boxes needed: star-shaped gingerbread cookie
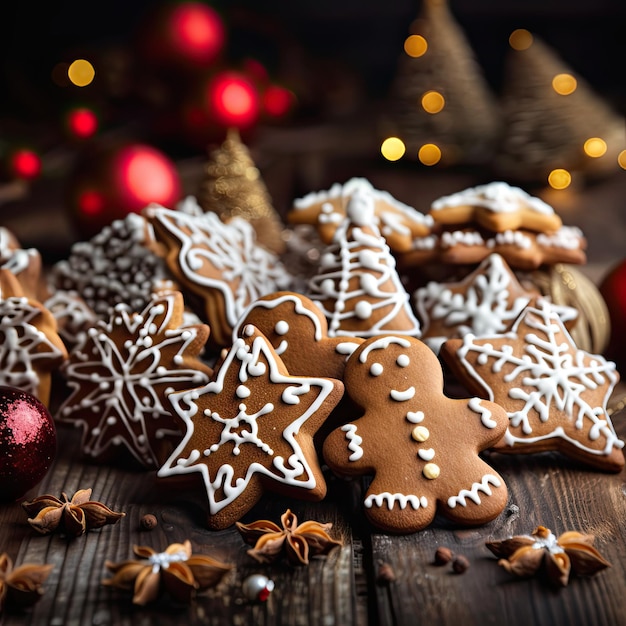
[414,253,539,353]
[429,181,563,233]
[288,177,433,253]
[323,335,509,534]
[440,300,624,472]
[158,324,344,530]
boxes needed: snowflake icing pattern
[456,301,623,464]
[158,326,341,528]
[57,292,211,467]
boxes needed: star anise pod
[0,553,53,613]
[22,488,125,537]
[102,540,232,605]
[486,525,611,587]
[236,509,343,566]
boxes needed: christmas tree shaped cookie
[306,185,421,338]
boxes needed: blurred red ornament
[207,71,260,129]
[0,386,57,502]
[263,85,295,118]
[9,148,41,180]
[599,258,626,372]
[66,107,99,139]
[140,1,225,69]
[68,142,182,238]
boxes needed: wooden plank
[0,426,360,626]
[370,394,626,626]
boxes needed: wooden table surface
[1,138,626,626]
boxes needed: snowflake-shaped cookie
[288,177,433,252]
[414,253,538,353]
[56,291,212,468]
[323,335,509,534]
[0,269,68,406]
[158,324,344,530]
[143,203,292,348]
[440,300,624,472]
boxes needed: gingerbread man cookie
[323,335,509,534]
[233,291,363,380]
[429,181,563,233]
[158,324,344,530]
[440,300,624,472]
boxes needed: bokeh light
[68,59,95,87]
[77,189,106,217]
[207,71,259,128]
[548,169,572,189]
[583,137,607,158]
[618,150,626,170]
[169,2,225,64]
[509,29,533,51]
[66,107,99,139]
[418,144,442,166]
[421,91,445,114]
[381,137,406,161]
[552,73,577,95]
[404,35,428,58]
[263,85,295,118]
[9,149,42,180]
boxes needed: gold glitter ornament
[530,264,610,355]
[197,129,285,254]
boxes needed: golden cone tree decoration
[381,0,501,166]
[495,35,626,182]
[197,129,286,254]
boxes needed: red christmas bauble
[67,141,182,239]
[599,258,626,373]
[0,386,57,502]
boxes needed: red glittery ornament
[0,386,57,502]
[599,258,626,373]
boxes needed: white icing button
[396,354,410,367]
[275,320,289,335]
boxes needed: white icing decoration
[274,320,289,335]
[370,363,383,376]
[414,253,531,350]
[406,410,425,423]
[341,424,364,461]
[158,331,339,514]
[390,387,416,402]
[418,448,435,461]
[143,205,292,330]
[431,182,555,215]
[447,474,501,508]
[148,549,189,574]
[364,492,428,510]
[307,210,421,338]
[468,397,498,429]
[396,354,410,367]
[456,301,624,457]
[56,293,211,468]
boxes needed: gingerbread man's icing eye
[370,363,383,376]
[396,354,410,367]
[274,321,289,335]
